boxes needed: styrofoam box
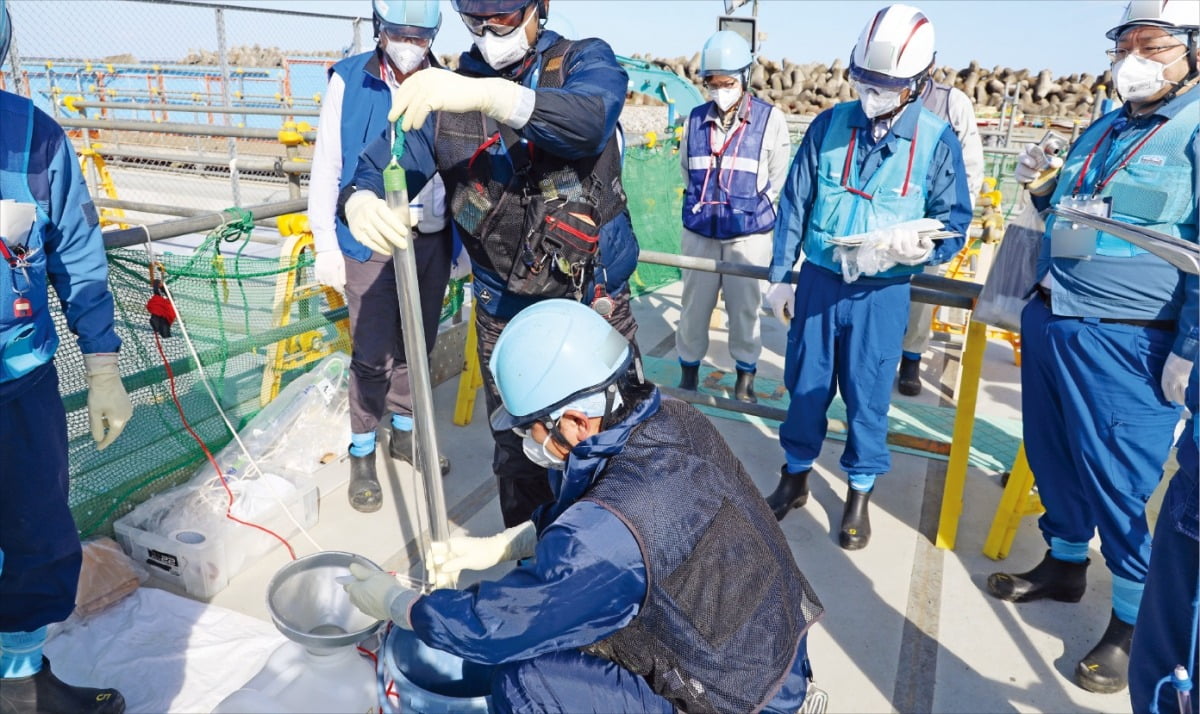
[115,477,318,599]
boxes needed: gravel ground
[620,105,671,140]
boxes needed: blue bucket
[378,627,492,714]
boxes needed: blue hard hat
[372,0,441,39]
[0,0,10,68]
[700,30,753,77]
[489,300,633,431]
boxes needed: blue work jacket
[0,90,119,397]
[1033,89,1199,360]
[409,389,811,713]
[348,30,638,319]
[769,99,971,284]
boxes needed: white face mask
[522,432,565,469]
[1113,52,1184,102]
[472,12,533,69]
[711,86,742,112]
[384,41,427,76]
[854,81,904,118]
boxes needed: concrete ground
[142,279,1136,714]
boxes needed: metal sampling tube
[383,152,451,554]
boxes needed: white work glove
[345,190,409,255]
[1161,353,1195,407]
[389,68,523,132]
[426,522,537,590]
[313,251,346,295]
[449,252,472,282]
[340,563,420,627]
[887,228,935,266]
[765,282,795,324]
[1013,143,1064,191]
[83,353,133,451]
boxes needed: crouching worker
[342,299,824,713]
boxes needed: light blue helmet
[489,300,633,431]
[372,0,441,40]
[0,0,10,68]
[700,30,753,77]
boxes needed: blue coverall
[1026,89,1198,622]
[1130,354,1199,714]
[0,90,121,635]
[347,29,641,527]
[769,100,970,483]
[406,390,812,713]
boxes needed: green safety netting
[624,144,684,295]
[60,217,353,538]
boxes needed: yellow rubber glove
[345,190,409,254]
[83,353,133,451]
[388,68,523,132]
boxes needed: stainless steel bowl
[266,551,383,651]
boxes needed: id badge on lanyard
[1050,194,1109,259]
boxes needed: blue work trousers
[780,261,909,478]
[1129,467,1200,714]
[491,642,810,714]
[1021,297,1180,583]
[0,363,81,632]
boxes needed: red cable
[152,331,297,559]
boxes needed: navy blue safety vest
[581,398,823,714]
[682,95,777,239]
[330,51,398,263]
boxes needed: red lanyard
[1071,121,1165,196]
[0,240,18,268]
[694,110,751,209]
[841,122,920,201]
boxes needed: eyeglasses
[704,78,740,91]
[461,5,529,37]
[511,416,557,440]
[1105,44,1184,62]
[382,30,432,48]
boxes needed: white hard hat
[850,4,936,88]
[1106,0,1200,40]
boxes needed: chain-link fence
[3,0,366,209]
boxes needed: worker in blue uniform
[675,30,791,403]
[985,0,1199,695]
[309,0,454,514]
[339,0,640,528]
[0,2,132,712]
[762,4,970,549]
[342,299,822,714]
[1130,330,1198,714]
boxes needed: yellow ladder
[982,443,1045,560]
[453,304,484,426]
[258,214,352,406]
[78,144,127,229]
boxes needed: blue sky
[9,1,1125,77]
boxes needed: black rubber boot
[839,488,872,550]
[348,452,382,513]
[1075,610,1135,694]
[734,368,758,403]
[389,426,450,476]
[897,355,922,396]
[678,364,699,391]
[0,657,125,714]
[765,466,810,520]
[986,550,1089,603]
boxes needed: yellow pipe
[936,318,988,550]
